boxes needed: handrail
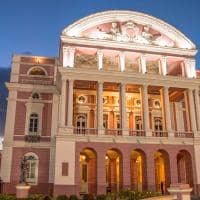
[129,129,145,136]
[152,131,168,137]
[174,131,194,138]
[105,129,122,136]
[73,127,97,135]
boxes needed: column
[194,89,200,131]
[146,150,156,191]
[163,87,172,133]
[139,54,147,74]
[60,79,67,126]
[169,151,178,184]
[188,89,197,132]
[141,85,150,135]
[122,148,131,189]
[97,81,104,134]
[119,51,125,72]
[67,79,74,128]
[160,57,167,76]
[120,83,128,135]
[97,150,106,194]
[63,47,75,67]
[97,49,103,70]
[184,59,196,78]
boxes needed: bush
[69,195,79,200]
[82,194,94,200]
[96,195,106,200]
[44,196,52,200]
[0,194,16,200]
[28,194,45,200]
[56,195,69,200]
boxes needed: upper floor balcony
[62,46,198,80]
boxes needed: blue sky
[0,0,200,68]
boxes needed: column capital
[160,56,167,62]
[142,84,148,89]
[67,78,74,83]
[97,49,103,56]
[97,80,104,85]
[140,53,147,59]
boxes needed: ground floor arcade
[54,141,196,196]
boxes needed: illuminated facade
[1,10,200,196]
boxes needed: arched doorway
[79,148,97,194]
[105,149,122,193]
[177,150,193,187]
[154,150,170,193]
[130,149,147,191]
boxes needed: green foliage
[0,194,16,200]
[96,195,106,200]
[107,189,161,200]
[82,194,94,200]
[28,194,46,200]
[56,195,69,200]
[69,195,79,200]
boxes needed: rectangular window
[62,162,69,176]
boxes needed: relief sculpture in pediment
[89,21,175,48]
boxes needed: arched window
[32,92,40,100]
[29,113,39,134]
[22,153,39,184]
[29,67,46,76]
[76,114,87,134]
[154,117,163,131]
[135,116,143,130]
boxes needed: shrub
[0,194,16,200]
[44,196,52,200]
[28,194,45,200]
[96,195,106,200]
[82,194,94,200]
[69,195,79,200]
[56,195,69,200]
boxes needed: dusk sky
[0,0,200,68]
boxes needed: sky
[0,0,200,68]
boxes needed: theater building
[1,10,200,196]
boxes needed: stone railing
[73,127,97,135]
[174,131,194,138]
[129,129,145,136]
[152,131,168,137]
[24,135,41,142]
[21,78,53,85]
[105,129,122,136]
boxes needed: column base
[122,129,129,136]
[168,131,174,137]
[16,183,31,199]
[98,129,105,135]
[145,130,152,137]
[167,183,192,200]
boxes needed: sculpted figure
[109,22,121,35]
[141,25,154,42]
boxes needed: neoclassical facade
[1,10,200,196]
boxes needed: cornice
[61,36,197,57]
[55,134,194,145]
[58,67,200,89]
[6,82,59,94]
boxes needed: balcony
[71,128,194,139]
[129,130,145,136]
[105,129,122,136]
[174,131,194,138]
[73,127,97,135]
[152,131,168,137]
